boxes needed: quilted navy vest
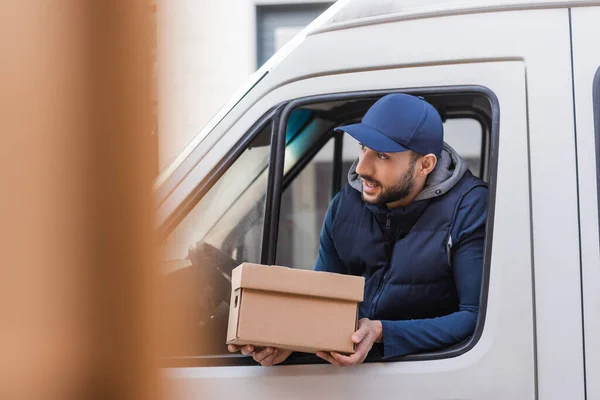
[331,171,486,321]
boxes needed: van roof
[154,0,600,192]
[314,0,600,33]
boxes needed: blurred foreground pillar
[0,1,169,399]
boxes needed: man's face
[355,143,419,206]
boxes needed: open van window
[161,88,497,367]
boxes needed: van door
[166,63,534,400]
[571,7,600,400]
[163,8,575,400]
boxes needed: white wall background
[157,0,333,171]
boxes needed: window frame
[162,86,499,368]
[159,105,284,239]
[594,67,600,241]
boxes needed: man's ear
[418,154,437,176]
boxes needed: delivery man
[229,93,488,366]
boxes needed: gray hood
[348,143,469,201]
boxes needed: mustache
[360,175,381,186]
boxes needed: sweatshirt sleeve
[379,185,488,358]
[313,192,347,274]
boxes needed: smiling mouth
[362,179,380,191]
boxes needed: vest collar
[365,198,432,238]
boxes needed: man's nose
[355,154,373,177]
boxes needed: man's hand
[228,344,293,367]
[316,318,382,367]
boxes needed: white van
[157,0,600,398]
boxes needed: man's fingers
[227,344,240,353]
[271,349,292,365]
[259,348,293,366]
[258,350,279,367]
[354,337,372,355]
[253,347,275,362]
[240,345,255,356]
[316,351,343,366]
[352,321,371,344]
[331,351,360,366]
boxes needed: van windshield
[154,69,269,187]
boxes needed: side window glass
[276,138,335,269]
[340,133,361,191]
[162,121,272,358]
[276,126,361,269]
[443,118,484,179]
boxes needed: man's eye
[377,153,388,160]
[359,143,366,151]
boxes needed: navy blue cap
[335,94,443,157]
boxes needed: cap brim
[334,123,409,153]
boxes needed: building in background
[157,0,333,171]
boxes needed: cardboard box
[226,263,364,354]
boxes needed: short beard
[361,156,419,206]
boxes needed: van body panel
[571,6,600,400]
[167,62,535,400]
[523,9,585,400]
[314,0,600,34]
